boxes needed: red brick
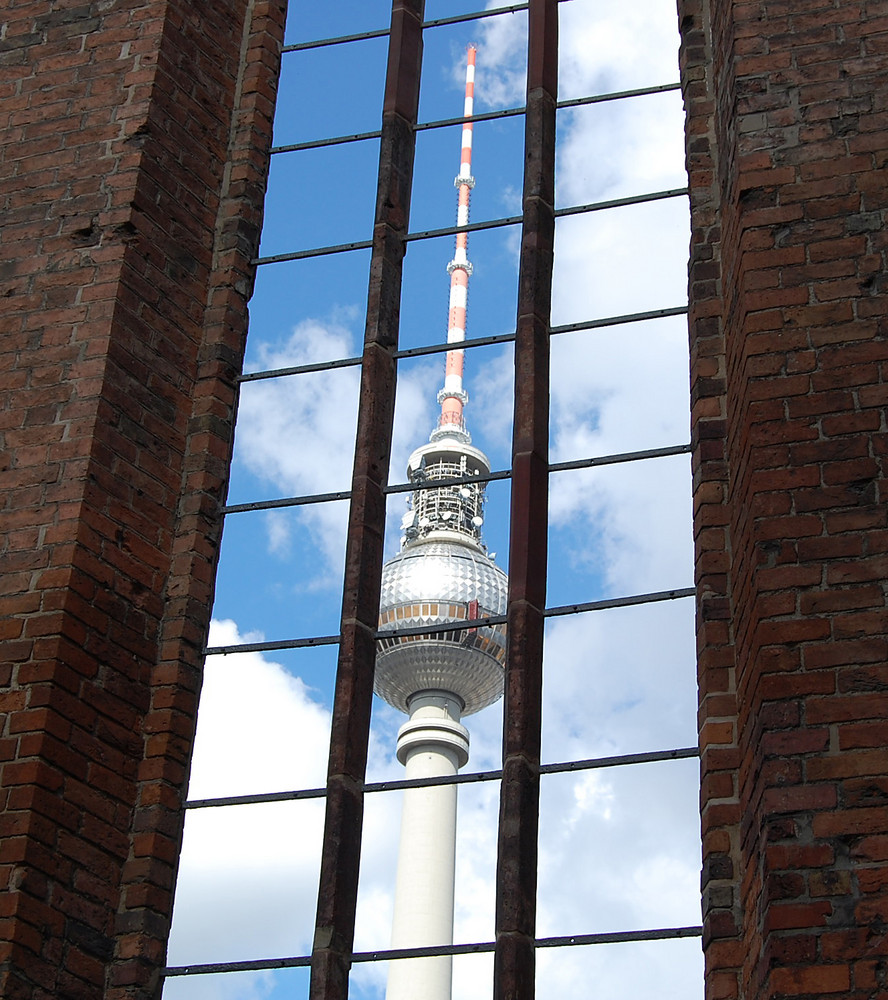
[769,963,850,994]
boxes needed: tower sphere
[375,434,507,717]
[376,536,507,716]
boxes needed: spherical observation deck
[375,536,508,716]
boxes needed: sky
[162,2,699,998]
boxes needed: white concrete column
[385,691,469,1000]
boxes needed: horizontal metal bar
[355,924,704,961]
[423,3,528,28]
[202,613,508,661]
[383,466,511,497]
[185,747,698,810]
[361,746,699,796]
[278,0,583,56]
[220,490,351,515]
[220,469,509,518]
[204,634,340,656]
[402,186,688,245]
[254,238,373,267]
[235,305,685,386]
[544,587,696,619]
[541,745,699,775]
[396,330,517,359]
[558,81,682,110]
[415,82,683,136]
[378,613,507,640]
[404,213,523,244]
[236,329,520,385]
[282,28,389,53]
[162,924,702,977]
[415,105,525,133]
[270,129,382,155]
[554,186,689,220]
[549,442,692,475]
[536,925,703,949]
[550,304,688,337]
[238,357,363,384]
[238,355,363,384]
[200,587,694,660]
[222,439,689,515]
[164,955,312,977]
[253,189,689,267]
[186,785,327,809]
[358,941,494,962]
[270,86,683,159]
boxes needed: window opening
[164,3,700,998]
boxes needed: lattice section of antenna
[403,459,486,545]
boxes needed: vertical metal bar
[495,1,557,999]
[309,4,424,998]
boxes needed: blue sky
[163,3,699,999]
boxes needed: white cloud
[163,621,333,997]
[185,620,331,800]
[475,0,681,108]
[264,509,294,556]
[472,8,528,108]
[542,599,697,763]
[165,623,404,998]
[551,200,689,325]
[464,343,515,455]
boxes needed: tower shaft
[386,694,469,1000]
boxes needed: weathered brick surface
[682,1,888,997]
[0,2,285,996]
[680,2,744,997]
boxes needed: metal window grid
[165,1,697,995]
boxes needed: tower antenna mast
[436,45,476,441]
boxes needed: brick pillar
[0,3,285,997]
[682,1,888,998]
[680,0,744,996]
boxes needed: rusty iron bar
[495,2,558,999]
[217,439,689,517]
[423,3,529,28]
[235,303,687,386]
[184,746,699,811]
[308,4,424,999]
[268,82,681,158]
[239,355,364,382]
[253,187,687,266]
[220,489,352,515]
[279,1,529,53]
[163,925,702,978]
[283,28,390,53]
[270,129,383,155]
[202,584,695,657]
[415,81,682,134]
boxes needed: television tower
[375,47,507,1000]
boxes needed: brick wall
[681,1,888,997]
[0,2,285,996]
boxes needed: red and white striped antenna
[433,45,476,442]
